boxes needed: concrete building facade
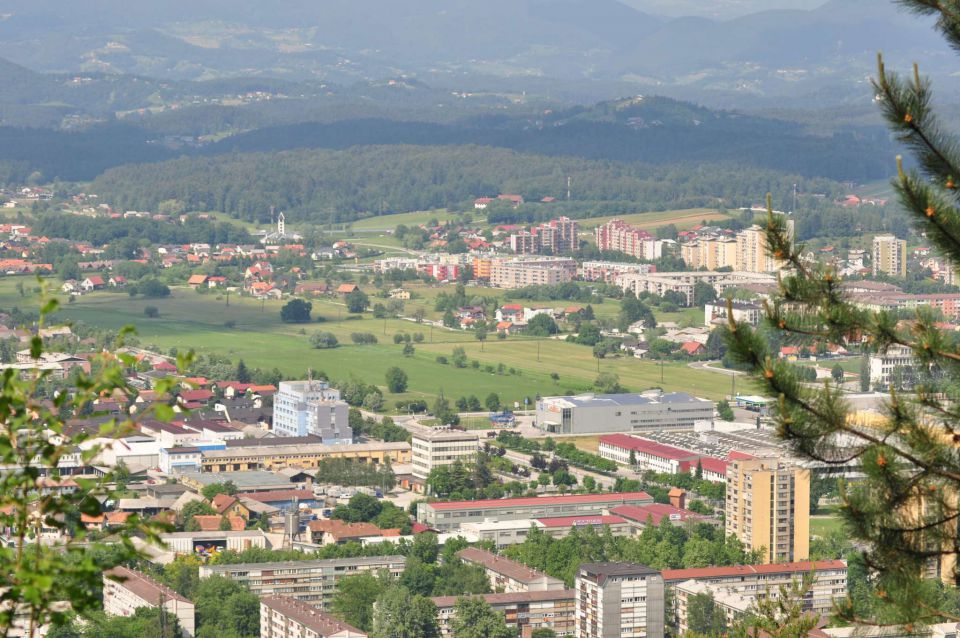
[103,566,195,636]
[457,547,567,593]
[536,391,714,435]
[272,380,351,443]
[199,556,406,608]
[725,458,810,563]
[575,562,664,638]
[433,590,576,637]
[260,596,367,638]
[873,234,907,278]
[417,492,654,531]
[411,428,480,479]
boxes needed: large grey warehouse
[535,390,714,434]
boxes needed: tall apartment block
[873,234,907,277]
[575,562,664,638]
[272,380,351,443]
[725,458,810,563]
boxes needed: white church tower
[277,211,286,237]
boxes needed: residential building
[417,492,654,531]
[510,231,540,254]
[490,258,577,289]
[457,547,566,593]
[725,458,811,563]
[260,596,367,638]
[411,428,480,479]
[536,391,715,435]
[433,590,576,637]
[103,566,195,636]
[199,440,410,473]
[873,234,907,277]
[575,562,664,638]
[868,343,920,389]
[158,530,270,557]
[539,216,579,254]
[704,301,763,327]
[616,271,776,307]
[661,560,848,616]
[272,380,351,443]
[674,579,751,634]
[579,261,655,283]
[462,516,634,549]
[594,220,661,260]
[307,520,386,545]
[199,556,406,608]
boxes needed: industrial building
[417,492,653,531]
[536,391,714,435]
[199,440,411,473]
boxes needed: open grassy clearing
[576,208,731,231]
[347,209,469,232]
[1,278,744,408]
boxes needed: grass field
[576,208,731,231]
[348,209,469,231]
[3,277,747,410]
[811,508,847,538]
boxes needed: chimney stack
[669,488,686,510]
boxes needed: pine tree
[726,2,960,627]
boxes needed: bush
[144,306,159,318]
[436,356,448,365]
[310,331,339,349]
[385,367,409,393]
[350,332,378,345]
[280,299,312,323]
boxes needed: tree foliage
[724,5,960,626]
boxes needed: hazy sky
[621,0,829,19]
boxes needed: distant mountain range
[0,0,949,108]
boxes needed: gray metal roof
[560,392,703,408]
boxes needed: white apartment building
[200,556,406,609]
[490,258,577,289]
[576,563,664,638]
[103,566,195,636]
[869,344,919,389]
[662,560,848,617]
[272,380,351,443]
[260,596,367,638]
[704,301,763,327]
[616,271,775,307]
[411,427,480,479]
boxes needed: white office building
[272,380,352,443]
[536,390,714,435]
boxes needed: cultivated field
[575,208,731,231]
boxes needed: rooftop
[542,391,707,409]
[457,547,558,584]
[610,504,710,526]
[661,560,848,582]
[180,470,294,490]
[430,589,575,608]
[599,434,699,460]
[203,554,406,573]
[536,515,628,528]
[106,566,191,606]
[260,595,366,635]
[578,562,660,582]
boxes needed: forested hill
[90,145,853,224]
[208,108,892,182]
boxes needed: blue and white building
[272,380,352,443]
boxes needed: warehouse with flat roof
[535,390,714,435]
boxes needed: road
[687,360,744,376]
